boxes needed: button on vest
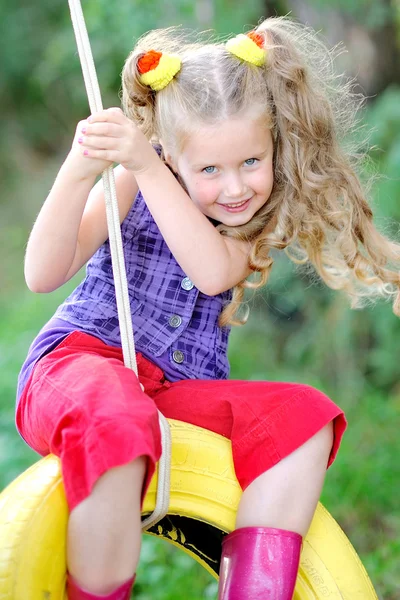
[181,277,194,291]
[53,175,231,382]
[172,350,185,363]
[169,315,182,328]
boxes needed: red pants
[17,331,347,512]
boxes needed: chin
[222,216,252,227]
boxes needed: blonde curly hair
[121,16,400,326]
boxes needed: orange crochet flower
[137,50,162,75]
[138,51,182,91]
[247,31,264,49]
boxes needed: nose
[224,171,247,199]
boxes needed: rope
[68,0,171,531]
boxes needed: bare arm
[81,109,252,296]
[25,120,138,293]
[135,162,252,295]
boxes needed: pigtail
[121,28,188,140]
[246,18,400,316]
[122,19,400,325]
[121,35,160,139]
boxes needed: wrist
[61,151,100,184]
[132,153,168,185]
[128,143,161,176]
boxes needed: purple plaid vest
[17,180,232,402]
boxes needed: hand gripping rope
[67,0,172,531]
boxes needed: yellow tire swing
[0,2,379,599]
[0,421,379,599]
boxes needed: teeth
[226,200,248,207]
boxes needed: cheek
[191,179,218,205]
[254,167,274,194]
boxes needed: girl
[16,16,400,600]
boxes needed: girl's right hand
[66,119,114,180]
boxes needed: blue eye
[203,166,216,174]
[244,158,258,166]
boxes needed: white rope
[68,0,171,531]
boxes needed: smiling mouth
[224,200,249,208]
[219,198,252,212]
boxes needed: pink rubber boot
[67,573,135,600]
[218,527,302,599]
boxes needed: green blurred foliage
[1,0,400,599]
[0,0,264,181]
[309,0,394,28]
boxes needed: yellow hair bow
[138,50,181,91]
[226,31,266,67]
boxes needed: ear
[160,140,179,173]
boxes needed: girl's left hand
[79,107,159,174]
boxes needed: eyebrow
[192,147,271,170]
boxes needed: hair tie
[226,31,266,66]
[138,50,181,91]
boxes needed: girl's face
[168,115,274,226]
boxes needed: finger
[73,119,89,141]
[76,119,89,131]
[108,107,123,114]
[78,134,117,150]
[88,107,124,124]
[80,122,121,138]
[87,110,108,123]
[82,148,119,162]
